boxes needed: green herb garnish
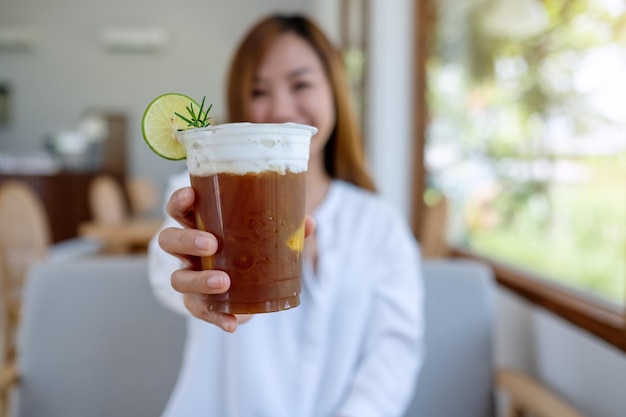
[174,96,213,128]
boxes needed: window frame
[412,0,626,354]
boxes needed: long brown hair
[226,14,376,192]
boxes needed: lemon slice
[141,93,198,160]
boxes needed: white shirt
[148,172,424,417]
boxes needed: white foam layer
[178,122,316,176]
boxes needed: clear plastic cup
[178,122,317,314]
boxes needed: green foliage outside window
[427,0,626,305]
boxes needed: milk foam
[178,122,316,176]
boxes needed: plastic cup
[178,122,317,314]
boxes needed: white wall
[0,0,314,192]
[307,0,341,45]
[0,0,418,220]
[365,0,415,219]
[495,288,626,417]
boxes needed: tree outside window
[426,0,626,306]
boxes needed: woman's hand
[158,186,315,333]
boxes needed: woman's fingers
[158,227,218,258]
[166,187,197,228]
[171,268,230,294]
[180,280,253,332]
[184,294,240,332]
[304,215,315,238]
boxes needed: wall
[366,0,415,219]
[495,288,626,417]
[0,0,313,192]
[0,0,416,220]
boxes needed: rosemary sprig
[175,96,213,128]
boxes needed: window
[415,0,626,349]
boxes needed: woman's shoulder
[321,180,412,238]
[318,180,420,271]
[329,180,401,220]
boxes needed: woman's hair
[226,14,376,192]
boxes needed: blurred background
[0,0,345,194]
[1,0,626,416]
[0,0,414,243]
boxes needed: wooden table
[78,218,163,251]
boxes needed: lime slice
[142,93,198,160]
[286,220,305,252]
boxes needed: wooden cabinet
[0,173,96,243]
[0,113,128,243]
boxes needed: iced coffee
[178,122,316,314]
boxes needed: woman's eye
[251,89,267,98]
[293,81,311,91]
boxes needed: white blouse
[148,172,424,417]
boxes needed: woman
[149,14,424,417]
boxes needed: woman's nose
[267,90,297,123]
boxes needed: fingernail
[206,275,224,289]
[195,235,212,250]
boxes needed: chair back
[125,177,160,218]
[0,181,50,366]
[14,256,186,417]
[404,259,496,417]
[88,175,128,225]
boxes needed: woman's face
[249,32,336,161]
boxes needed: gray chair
[403,259,496,417]
[404,259,587,417]
[3,256,186,417]
[1,256,581,417]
